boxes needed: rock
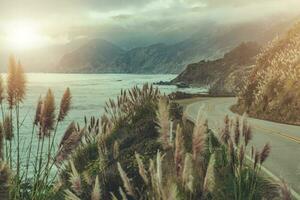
[171,42,261,96]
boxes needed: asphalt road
[183,97,300,197]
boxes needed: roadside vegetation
[0,55,72,199]
[0,56,292,199]
[234,21,300,125]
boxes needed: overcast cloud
[0,0,300,48]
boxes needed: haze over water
[9,73,206,170]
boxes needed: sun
[5,20,45,50]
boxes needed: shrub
[236,21,300,124]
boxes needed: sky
[0,0,300,50]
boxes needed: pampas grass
[58,87,71,122]
[234,117,240,146]
[220,115,230,144]
[260,143,271,164]
[135,152,148,184]
[117,162,135,197]
[113,140,120,159]
[55,125,84,164]
[15,61,26,103]
[0,75,4,104]
[83,89,284,200]
[34,96,43,126]
[156,150,164,193]
[182,153,194,193]
[192,115,207,160]
[280,180,292,200]
[156,96,171,149]
[119,187,128,200]
[40,89,55,137]
[7,55,18,109]
[91,175,101,200]
[58,121,77,149]
[64,189,81,200]
[69,160,82,195]
[174,124,184,176]
[0,61,73,199]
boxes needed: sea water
[4,73,207,174]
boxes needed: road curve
[184,97,300,197]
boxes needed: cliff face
[171,42,261,95]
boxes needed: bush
[236,22,300,124]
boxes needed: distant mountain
[0,38,88,72]
[171,42,262,95]
[56,19,295,74]
[57,39,125,73]
[1,16,296,73]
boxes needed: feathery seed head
[280,180,292,200]
[64,189,81,200]
[7,55,17,108]
[156,150,163,187]
[117,162,135,197]
[156,96,171,149]
[68,160,82,195]
[6,57,26,109]
[113,140,120,159]
[40,89,56,137]
[58,121,77,148]
[0,75,5,104]
[244,125,252,146]
[91,175,101,200]
[221,115,231,144]
[34,96,43,126]
[58,87,72,122]
[254,150,260,169]
[15,61,26,102]
[182,153,194,193]
[119,187,128,200]
[260,143,271,164]
[174,124,184,176]
[192,116,207,160]
[234,117,240,146]
[135,152,148,184]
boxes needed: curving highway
[183,97,300,198]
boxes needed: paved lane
[184,97,300,197]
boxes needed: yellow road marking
[253,124,300,144]
[187,102,300,144]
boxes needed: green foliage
[0,77,288,200]
[116,112,282,200]
[58,84,162,199]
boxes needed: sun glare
[5,20,46,50]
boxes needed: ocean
[3,73,206,173]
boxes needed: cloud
[0,0,299,48]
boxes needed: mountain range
[56,19,294,74]
[0,16,296,74]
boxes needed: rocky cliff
[171,42,261,95]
